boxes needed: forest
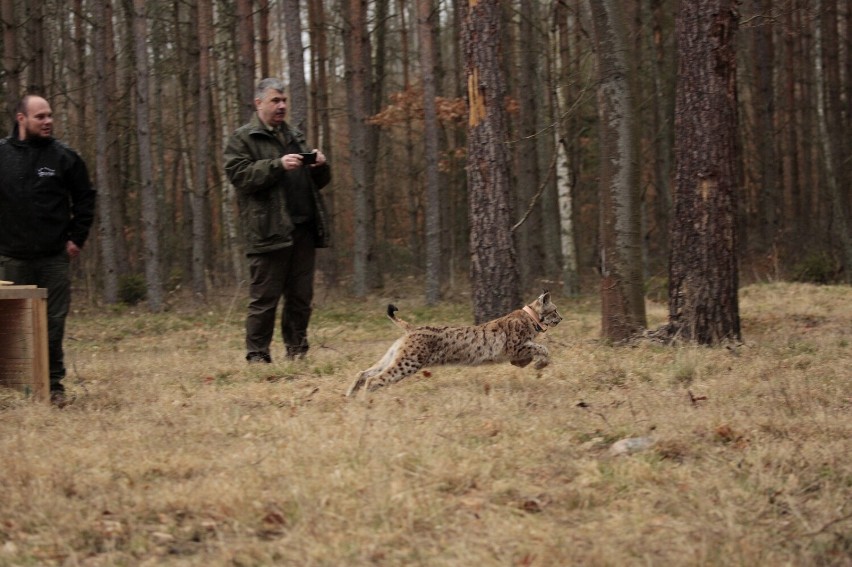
[1,0,850,311]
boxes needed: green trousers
[245,225,316,358]
[0,252,71,393]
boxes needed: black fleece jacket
[0,127,96,259]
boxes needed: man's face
[255,89,287,127]
[17,97,54,141]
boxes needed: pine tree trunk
[666,0,741,344]
[191,0,213,297]
[94,0,118,304]
[418,0,442,305]
[462,0,521,323]
[282,0,308,135]
[132,0,163,311]
[342,0,379,297]
[589,0,647,341]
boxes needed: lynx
[345,291,562,396]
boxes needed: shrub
[118,274,147,305]
[791,252,840,284]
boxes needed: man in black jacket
[0,95,96,405]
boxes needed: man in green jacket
[224,78,331,363]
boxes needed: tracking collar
[522,305,547,332]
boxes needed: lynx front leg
[531,343,551,370]
[514,342,550,370]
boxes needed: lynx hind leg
[346,337,405,397]
[363,358,423,392]
[363,342,427,392]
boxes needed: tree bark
[2,0,19,117]
[666,0,741,344]
[813,0,852,282]
[235,0,255,123]
[462,0,521,323]
[308,0,337,287]
[589,0,647,341]
[191,0,214,297]
[418,0,442,305]
[25,1,44,94]
[283,0,308,135]
[342,0,379,297]
[132,0,163,311]
[94,0,118,304]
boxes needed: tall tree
[342,0,380,297]
[307,0,337,286]
[2,0,20,116]
[131,0,163,311]
[418,0,442,305]
[589,0,647,341]
[191,0,214,297]
[24,1,44,94]
[514,0,544,287]
[93,0,118,303]
[462,0,521,323]
[258,0,271,77]
[235,0,255,122]
[665,0,741,344]
[750,0,780,251]
[283,0,308,134]
[813,0,852,282]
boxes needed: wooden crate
[0,285,50,402]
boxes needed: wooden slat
[0,286,48,300]
[0,293,50,402]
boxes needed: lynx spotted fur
[345,291,562,396]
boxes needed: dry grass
[1,282,850,566]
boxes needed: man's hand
[280,150,327,171]
[66,241,81,260]
[281,154,303,171]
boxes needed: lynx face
[345,291,562,397]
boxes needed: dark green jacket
[224,115,331,254]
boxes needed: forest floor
[0,281,850,566]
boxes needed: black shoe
[50,391,72,408]
[285,346,308,361]
[246,352,272,364]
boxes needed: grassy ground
[0,282,850,566]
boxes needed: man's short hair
[255,78,286,100]
[15,94,38,116]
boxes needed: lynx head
[530,289,563,328]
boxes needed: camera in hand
[300,152,317,165]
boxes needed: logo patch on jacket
[37,167,56,178]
